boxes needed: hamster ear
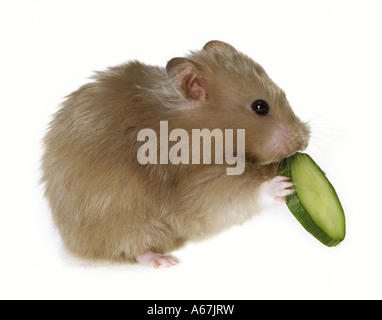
[203,40,237,52]
[166,58,206,102]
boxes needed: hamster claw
[258,175,295,206]
[136,251,180,269]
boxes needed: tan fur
[41,41,310,263]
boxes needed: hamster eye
[251,99,269,116]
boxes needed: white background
[1,0,381,300]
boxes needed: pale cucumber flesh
[277,153,345,246]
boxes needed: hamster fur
[41,41,310,267]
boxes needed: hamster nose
[298,141,308,151]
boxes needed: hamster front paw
[136,250,180,269]
[258,176,295,206]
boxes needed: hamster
[41,40,310,268]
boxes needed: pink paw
[258,176,295,205]
[136,251,180,269]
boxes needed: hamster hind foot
[136,250,181,269]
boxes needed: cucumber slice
[277,152,345,247]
